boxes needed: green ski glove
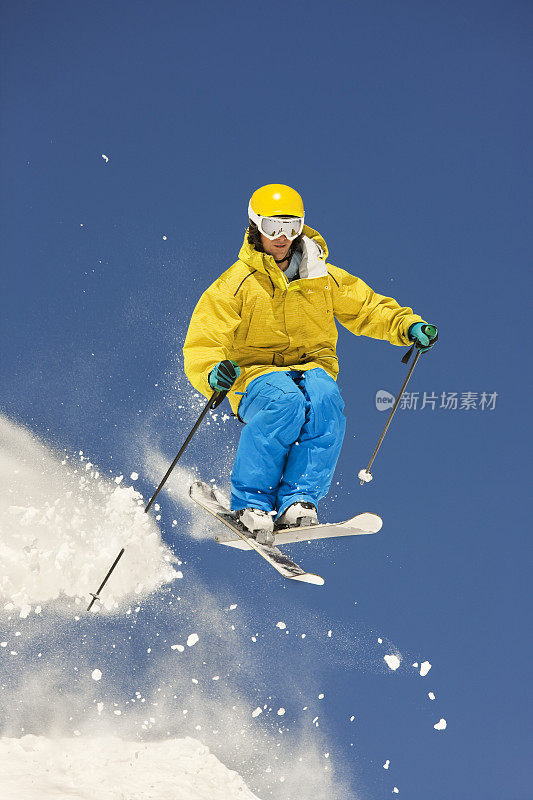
[408,323,439,353]
[208,359,241,392]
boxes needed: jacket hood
[237,225,329,275]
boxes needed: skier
[183,184,437,546]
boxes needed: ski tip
[189,480,202,498]
[347,512,383,533]
[291,573,325,586]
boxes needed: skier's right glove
[408,323,439,353]
[208,359,241,392]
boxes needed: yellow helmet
[249,183,304,218]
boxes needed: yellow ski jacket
[183,226,424,415]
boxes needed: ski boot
[237,508,275,546]
[275,502,318,530]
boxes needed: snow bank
[0,414,177,611]
[0,734,260,799]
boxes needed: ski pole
[87,389,226,611]
[144,389,226,512]
[358,325,436,485]
[86,548,125,612]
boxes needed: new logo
[375,390,395,411]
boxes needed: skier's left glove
[408,323,439,353]
[208,359,241,392]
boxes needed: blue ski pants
[231,368,346,518]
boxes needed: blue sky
[1,1,532,797]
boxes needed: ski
[189,481,325,585]
[217,511,382,549]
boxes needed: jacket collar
[237,225,329,280]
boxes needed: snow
[384,654,401,671]
[434,718,447,731]
[420,661,432,677]
[383,759,390,769]
[0,415,177,610]
[428,692,436,700]
[0,413,421,798]
[0,735,259,799]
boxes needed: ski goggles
[248,203,305,241]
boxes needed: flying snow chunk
[101,154,109,163]
[251,707,262,718]
[434,718,447,731]
[383,760,390,770]
[130,472,139,481]
[91,669,102,681]
[428,692,436,700]
[187,633,199,647]
[420,660,432,676]
[384,654,401,671]
[276,621,286,630]
[277,708,286,716]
